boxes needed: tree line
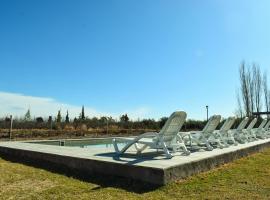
[0,106,207,131]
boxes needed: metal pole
[206,105,209,121]
[9,115,13,140]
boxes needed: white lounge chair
[235,118,257,143]
[211,116,236,147]
[261,120,270,138]
[180,115,221,151]
[252,119,268,139]
[230,117,249,144]
[113,111,189,159]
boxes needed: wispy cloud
[0,91,151,120]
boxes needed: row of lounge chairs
[113,111,270,159]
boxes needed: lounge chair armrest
[113,132,158,143]
[113,131,160,152]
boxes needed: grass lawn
[1,149,270,200]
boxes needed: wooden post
[9,115,13,140]
[106,117,109,135]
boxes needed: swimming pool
[2,137,270,185]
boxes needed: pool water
[27,138,128,149]
[82,143,126,149]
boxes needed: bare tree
[237,62,268,118]
[239,62,252,116]
[268,90,270,119]
[253,64,262,113]
[263,73,269,115]
[248,67,255,114]
[236,90,243,118]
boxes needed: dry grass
[1,148,270,199]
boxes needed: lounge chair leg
[206,143,213,151]
[160,141,172,159]
[217,140,224,149]
[182,147,191,155]
[229,137,238,146]
[134,144,148,154]
[112,139,120,153]
[201,136,213,151]
[179,143,190,155]
[220,139,230,148]
[172,146,177,153]
[176,135,190,155]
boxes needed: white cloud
[0,91,151,120]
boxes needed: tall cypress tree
[80,106,85,120]
[65,110,70,123]
[56,110,62,123]
[24,109,31,121]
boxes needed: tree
[239,62,252,116]
[268,90,270,119]
[56,110,62,123]
[36,117,44,123]
[65,110,70,123]
[235,90,243,118]
[253,64,262,113]
[237,62,269,117]
[79,106,85,120]
[263,73,269,116]
[100,116,108,124]
[238,62,264,117]
[24,109,31,121]
[48,116,52,123]
[120,114,129,123]
[249,67,255,114]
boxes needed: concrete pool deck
[0,138,270,185]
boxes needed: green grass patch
[1,148,270,199]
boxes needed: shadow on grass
[0,152,161,194]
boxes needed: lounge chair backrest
[258,119,267,129]
[202,115,221,133]
[237,117,249,131]
[159,111,187,142]
[264,120,270,129]
[246,118,257,130]
[220,117,236,132]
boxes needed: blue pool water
[28,138,128,149]
[82,143,126,149]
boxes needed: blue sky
[0,0,270,120]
